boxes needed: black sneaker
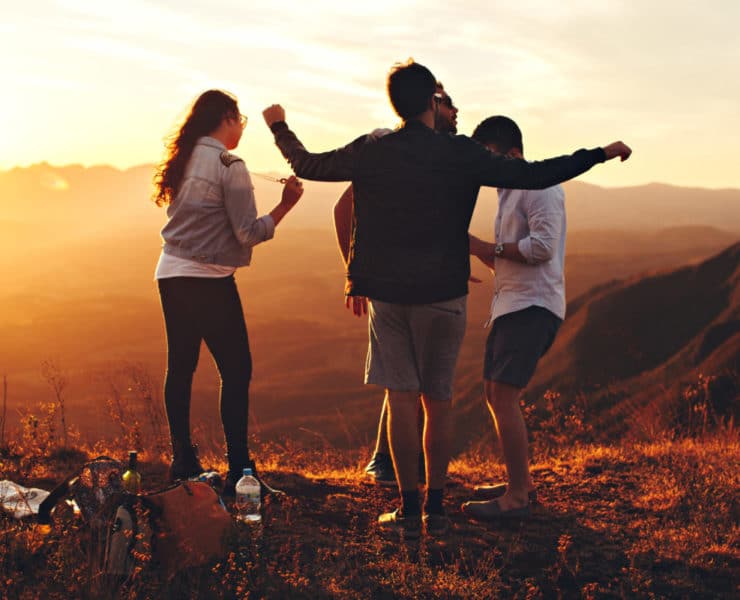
[253,472,285,499]
[423,511,450,537]
[169,444,204,482]
[364,453,396,486]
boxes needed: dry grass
[1,429,738,599]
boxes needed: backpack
[140,480,234,576]
[100,481,234,581]
[38,457,234,585]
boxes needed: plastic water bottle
[234,468,261,523]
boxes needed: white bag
[0,480,51,519]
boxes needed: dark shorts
[483,306,562,389]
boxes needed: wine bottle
[122,450,142,494]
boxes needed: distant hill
[471,181,740,235]
[526,242,739,437]
[534,242,739,387]
[2,164,739,237]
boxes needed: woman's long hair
[153,90,239,207]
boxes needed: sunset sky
[2,1,739,188]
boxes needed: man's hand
[263,104,286,128]
[469,233,496,271]
[603,141,632,162]
[476,255,496,271]
[345,294,368,317]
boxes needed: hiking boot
[473,483,538,504]
[377,508,422,539]
[423,511,450,537]
[364,452,396,486]
[253,472,285,500]
[169,444,204,482]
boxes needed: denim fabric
[161,137,275,268]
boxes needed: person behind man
[263,60,631,538]
[462,116,571,520]
[334,83,459,487]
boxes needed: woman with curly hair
[154,89,303,497]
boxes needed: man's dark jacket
[270,120,605,304]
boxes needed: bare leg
[486,379,533,509]
[420,394,452,491]
[374,391,390,455]
[374,393,422,456]
[387,390,421,492]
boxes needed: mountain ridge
[2,163,739,235]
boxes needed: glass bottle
[122,450,142,494]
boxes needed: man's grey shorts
[484,306,562,389]
[365,296,467,400]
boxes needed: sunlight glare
[40,172,71,192]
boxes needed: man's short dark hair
[387,60,437,121]
[472,116,524,155]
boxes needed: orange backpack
[143,480,234,576]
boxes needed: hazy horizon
[4,160,740,193]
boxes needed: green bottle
[122,451,142,494]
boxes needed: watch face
[495,244,504,256]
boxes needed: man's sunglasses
[433,93,455,110]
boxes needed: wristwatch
[494,243,505,257]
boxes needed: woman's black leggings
[158,275,252,461]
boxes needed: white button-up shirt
[490,185,566,322]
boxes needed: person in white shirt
[463,116,567,520]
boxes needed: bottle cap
[242,468,252,476]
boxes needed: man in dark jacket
[263,60,631,538]
[334,82,460,489]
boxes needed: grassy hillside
[1,433,737,599]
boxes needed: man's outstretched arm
[468,139,632,190]
[263,104,366,182]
